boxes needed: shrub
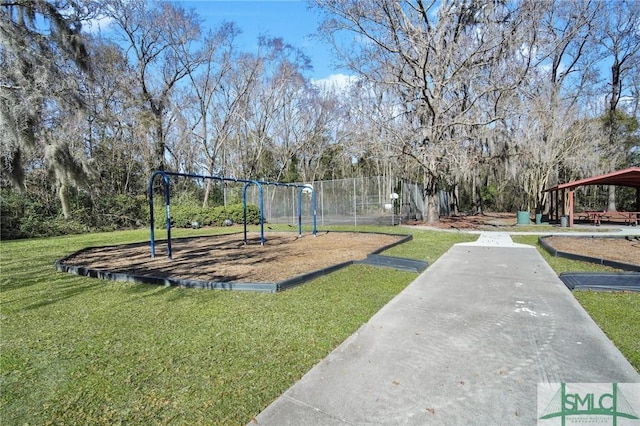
[98,194,148,229]
[225,203,261,225]
[481,184,498,210]
[2,183,262,238]
[152,202,262,228]
[0,188,75,239]
[0,190,25,239]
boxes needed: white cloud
[311,73,359,93]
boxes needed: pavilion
[544,166,640,227]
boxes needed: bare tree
[104,0,204,173]
[224,52,269,179]
[314,0,529,222]
[80,39,148,197]
[267,66,334,183]
[629,60,640,120]
[294,86,343,182]
[597,0,640,209]
[307,77,364,180]
[508,0,603,213]
[175,22,241,205]
[225,37,312,181]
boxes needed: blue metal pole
[148,170,171,259]
[164,174,172,259]
[149,173,157,257]
[256,181,264,245]
[242,182,249,245]
[298,187,303,237]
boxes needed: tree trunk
[607,185,617,211]
[203,180,213,208]
[423,192,439,223]
[59,183,71,219]
[154,117,165,171]
[452,185,459,216]
[202,160,216,207]
[472,174,479,214]
[423,170,439,223]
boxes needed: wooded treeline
[1,0,639,238]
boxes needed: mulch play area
[541,236,640,268]
[57,231,411,291]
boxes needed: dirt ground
[541,236,640,266]
[405,212,519,231]
[61,231,406,283]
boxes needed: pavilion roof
[544,167,640,192]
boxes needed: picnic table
[582,211,640,226]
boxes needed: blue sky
[181,0,347,80]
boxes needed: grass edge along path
[0,227,474,425]
[512,235,639,373]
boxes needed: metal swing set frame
[148,170,317,259]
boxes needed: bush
[152,202,262,229]
[20,216,89,237]
[0,188,76,239]
[98,194,149,229]
[1,183,262,239]
[0,190,25,239]
[225,203,261,225]
[1,187,150,239]
[481,184,498,210]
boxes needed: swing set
[148,171,317,259]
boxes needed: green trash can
[516,211,530,225]
[535,213,542,224]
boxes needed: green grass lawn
[513,235,639,372]
[0,226,474,425]
[2,229,637,425]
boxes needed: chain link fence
[244,176,425,227]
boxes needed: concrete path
[250,233,639,425]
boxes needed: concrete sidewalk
[251,233,639,425]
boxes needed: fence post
[320,180,324,226]
[353,179,357,226]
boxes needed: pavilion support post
[569,190,574,227]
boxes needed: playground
[57,171,422,291]
[58,231,407,287]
